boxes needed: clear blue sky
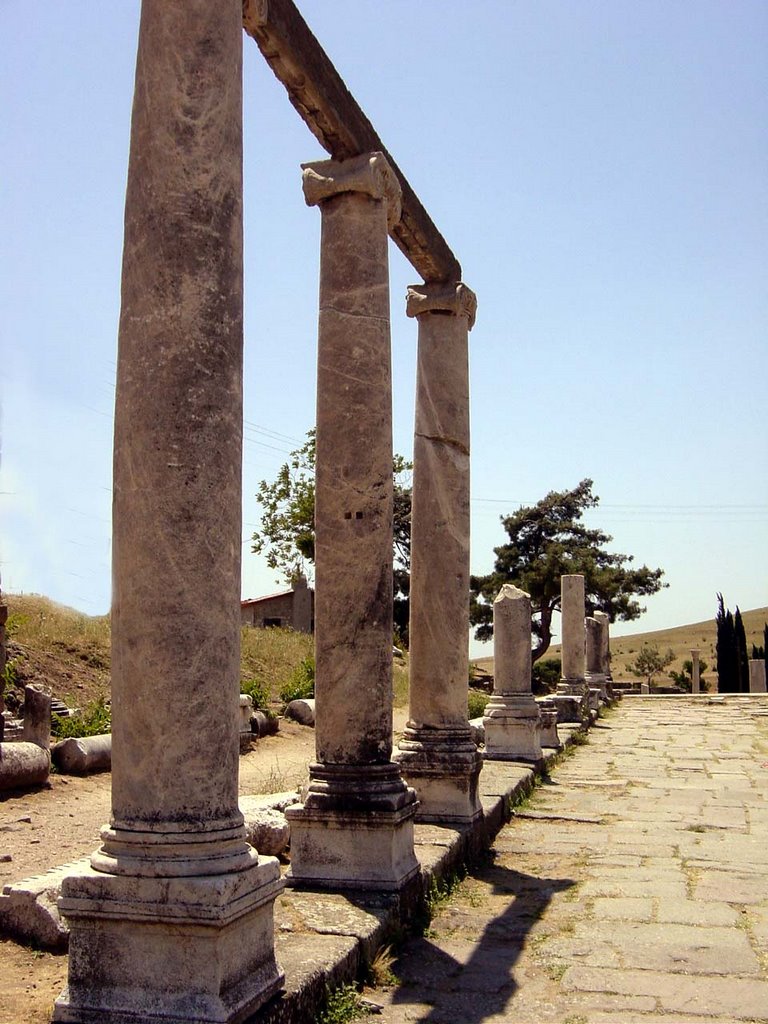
[2,1,766,655]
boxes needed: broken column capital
[301,151,402,229]
[406,281,477,330]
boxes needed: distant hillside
[473,606,768,688]
[3,593,312,713]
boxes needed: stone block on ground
[239,792,299,857]
[0,859,90,950]
[0,741,50,792]
[51,733,111,774]
[285,698,315,726]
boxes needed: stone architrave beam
[54,4,283,1021]
[395,282,482,823]
[286,152,419,891]
[242,0,461,284]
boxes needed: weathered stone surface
[483,586,542,763]
[559,575,586,693]
[54,4,283,1021]
[690,647,702,693]
[0,860,86,950]
[549,693,587,724]
[285,698,315,726]
[241,808,290,858]
[22,685,52,749]
[749,658,767,693]
[0,741,50,792]
[396,280,481,824]
[51,734,111,775]
[287,152,417,889]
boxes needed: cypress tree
[716,593,739,693]
[734,607,749,692]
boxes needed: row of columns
[55,3,483,1019]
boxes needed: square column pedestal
[55,861,283,1024]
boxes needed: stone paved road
[373,697,768,1024]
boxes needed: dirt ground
[0,719,320,1024]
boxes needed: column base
[284,802,419,891]
[53,856,284,1024]
[535,698,563,749]
[483,695,543,763]
[395,725,483,824]
[558,677,588,697]
[549,693,588,724]
[586,672,609,702]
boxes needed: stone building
[240,575,314,633]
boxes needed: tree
[469,479,667,662]
[669,657,708,692]
[734,607,749,692]
[628,645,675,687]
[716,593,741,693]
[251,430,413,641]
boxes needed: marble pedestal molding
[557,575,588,699]
[54,4,283,1021]
[394,281,482,823]
[536,697,562,749]
[285,152,418,891]
[483,585,543,764]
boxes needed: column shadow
[388,861,575,1023]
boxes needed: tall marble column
[690,648,701,694]
[558,574,588,698]
[54,4,283,1021]
[285,153,419,890]
[483,585,543,763]
[394,282,482,823]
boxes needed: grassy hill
[474,606,768,690]
[2,593,313,714]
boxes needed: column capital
[406,281,477,330]
[301,152,402,229]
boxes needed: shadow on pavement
[389,861,575,1023]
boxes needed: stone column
[483,585,543,763]
[394,282,482,822]
[749,659,767,693]
[558,575,587,696]
[54,4,283,1021]
[593,610,614,698]
[690,648,701,694]
[285,153,419,891]
[586,616,608,701]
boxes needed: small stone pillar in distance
[54,4,284,1021]
[285,153,419,891]
[593,610,615,700]
[585,616,608,701]
[0,597,7,742]
[690,648,702,694]
[22,685,51,750]
[558,574,588,698]
[394,281,482,823]
[749,659,767,693]
[483,585,543,763]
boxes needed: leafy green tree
[251,430,413,641]
[469,479,666,662]
[628,645,675,687]
[669,657,708,692]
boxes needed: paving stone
[655,897,739,926]
[694,870,768,904]
[591,896,654,921]
[562,964,768,1019]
